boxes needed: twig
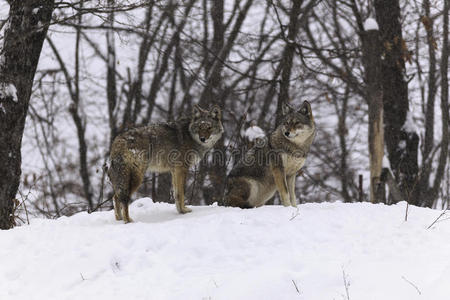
[89,196,113,213]
[434,216,450,223]
[401,276,421,295]
[427,205,449,229]
[23,197,30,225]
[15,175,43,225]
[96,161,108,208]
[212,278,219,288]
[289,207,300,221]
[404,175,420,222]
[342,268,350,300]
[292,279,301,294]
[88,153,113,213]
[405,202,409,222]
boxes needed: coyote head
[280,100,315,141]
[189,104,224,146]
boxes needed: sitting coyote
[225,101,315,208]
[108,105,223,223]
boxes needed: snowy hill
[1,199,450,300]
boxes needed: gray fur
[225,101,316,208]
[108,105,223,222]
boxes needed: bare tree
[0,0,55,229]
[411,0,449,207]
[374,0,419,202]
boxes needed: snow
[364,18,379,31]
[0,82,18,102]
[0,17,10,69]
[37,21,43,32]
[108,51,115,68]
[243,125,265,141]
[32,8,39,15]
[403,110,417,133]
[1,199,450,299]
[382,154,391,169]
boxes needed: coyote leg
[121,202,133,223]
[172,168,192,214]
[117,188,133,223]
[287,175,297,207]
[271,167,290,206]
[113,195,123,220]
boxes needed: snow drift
[1,199,449,300]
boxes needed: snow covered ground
[1,199,450,300]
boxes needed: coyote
[108,105,223,223]
[225,101,315,208]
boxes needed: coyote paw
[123,217,134,224]
[115,212,123,221]
[177,206,192,214]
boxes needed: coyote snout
[197,123,212,143]
[108,105,223,223]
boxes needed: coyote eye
[300,107,308,115]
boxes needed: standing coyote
[108,105,223,223]
[225,101,315,208]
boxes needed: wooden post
[359,174,363,202]
[361,20,384,203]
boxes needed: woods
[0,0,449,226]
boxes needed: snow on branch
[243,124,265,142]
[403,111,417,133]
[0,82,18,102]
[364,18,379,31]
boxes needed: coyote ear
[282,102,293,115]
[299,100,312,117]
[193,104,202,118]
[210,105,221,120]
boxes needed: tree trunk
[275,0,304,126]
[0,0,54,229]
[420,0,449,207]
[422,0,437,162]
[106,0,118,145]
[198,0,224,108]
[361,25,384,203]
[73,0,94,211]
[374,0,419,203]
[337,87,352,203]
